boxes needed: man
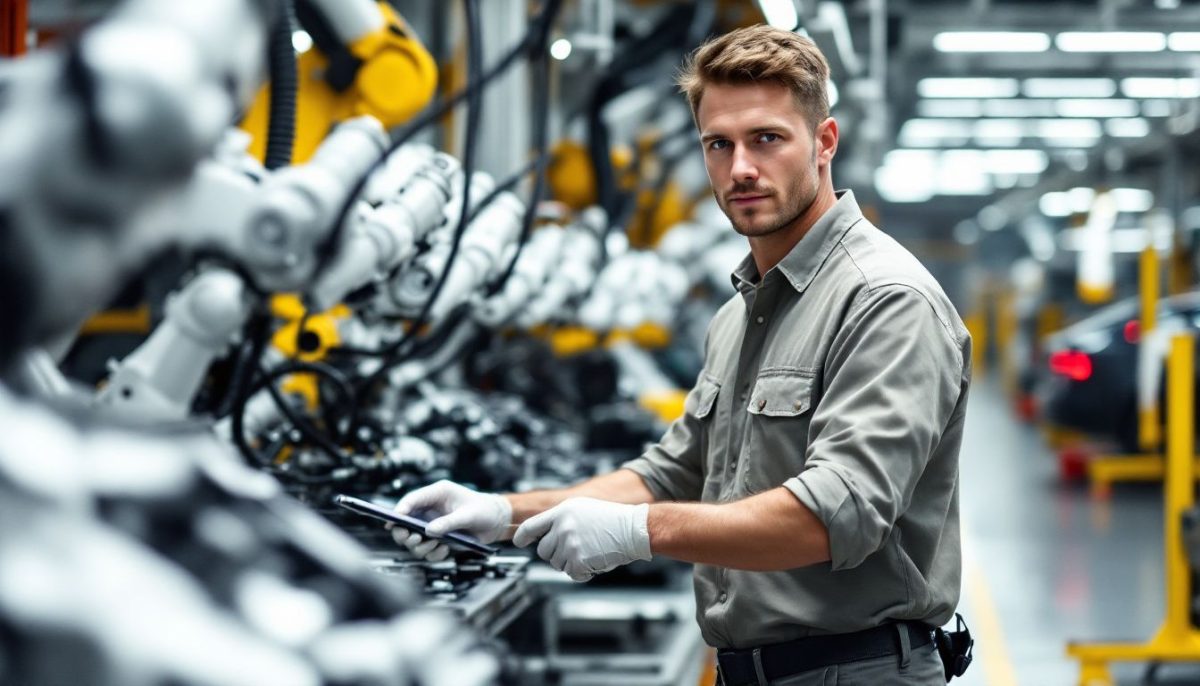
[395,24,971,685]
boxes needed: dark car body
[1037,291,1200,451]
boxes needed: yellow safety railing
[1067,333,1200,683]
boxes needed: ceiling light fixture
[982,99,1058,117]
[1105,118,1151,137]
[1056,32,1167,53]
[932,31,1051,53]
[1023,78,1117,99]
[1055,98,1139,118]
[917,78,1020,99]
[1168,32,1200,51]
[549,38,572,60]
[916,100,984,118]
[1122,77,1200,98]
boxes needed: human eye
[706,139,730,152]
[756,132,781,144]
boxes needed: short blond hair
[677,24,830,130]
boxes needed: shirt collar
[730,190,864,295]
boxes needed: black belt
[716,621,934,686]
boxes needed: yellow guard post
[1086,245,1167,497]
[1067,333,1200,684]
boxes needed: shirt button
[755,315,765,325]
[719,592,729,603]
[794,400,804,411]
[757,398,767,411]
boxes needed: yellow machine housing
[240,2,437,164]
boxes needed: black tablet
[333,494,498,556]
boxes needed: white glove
[392,480,512,561]
[512,497,652,582]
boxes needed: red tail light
[1049,350,1093,381]
[1123,319,1140,344]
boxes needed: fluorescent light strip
[1040,187,1155,217]
[1036,118,1102,140]
[883,148,1048,174]
[917,78,1020,99]
[916,100,984,118]
[1168,32,1200,51]
[1106,118,1151,137]
[933,31,1050,53]
[1023,78,1116,99]
[1056,31,1166,53]
[1122,77,1200,98]
[1055,98,1139,118]
[918,97,1135,118]
[983,99,1058,117]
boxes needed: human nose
[730,145,758,183]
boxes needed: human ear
[816,117,839,163]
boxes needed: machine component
[384,172,506,321]
[0,0,270,364]
[0,384,499,686]
[308,150,458,311]
[517,211,606,328]
[240,0,439,164]
[475,227,566,327]
[95,117,388,422]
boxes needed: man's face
[696,81,831,237]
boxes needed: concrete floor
[957,380,1200,685]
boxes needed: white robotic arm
[474,226,566,327]
[0,0,272,359]
[308,150,459,311]
[517,209,605,328]
[96,117,389,422]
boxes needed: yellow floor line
[964,551,1020,686]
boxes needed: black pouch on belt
[934,613,974,682]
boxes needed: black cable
[486,28,553,296]
[213,309,273,420]
[229,309,276,467]
[306,0,564,291]
[264,0,297,170]
[232,358,357,467]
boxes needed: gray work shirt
[622,190,971,649]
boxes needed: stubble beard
[720,146,821,238]
[721,173,818,238]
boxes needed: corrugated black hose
[264,0,297,170]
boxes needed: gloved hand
[512,497,652,582]
[392,480,512,561]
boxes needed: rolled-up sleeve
[783,284,964,571]
[621,368,717,502]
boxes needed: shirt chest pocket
[741,369,817,494]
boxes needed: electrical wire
[232,358,357,468]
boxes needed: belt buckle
[752,648,768,686]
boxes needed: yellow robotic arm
[241,0,437,163]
